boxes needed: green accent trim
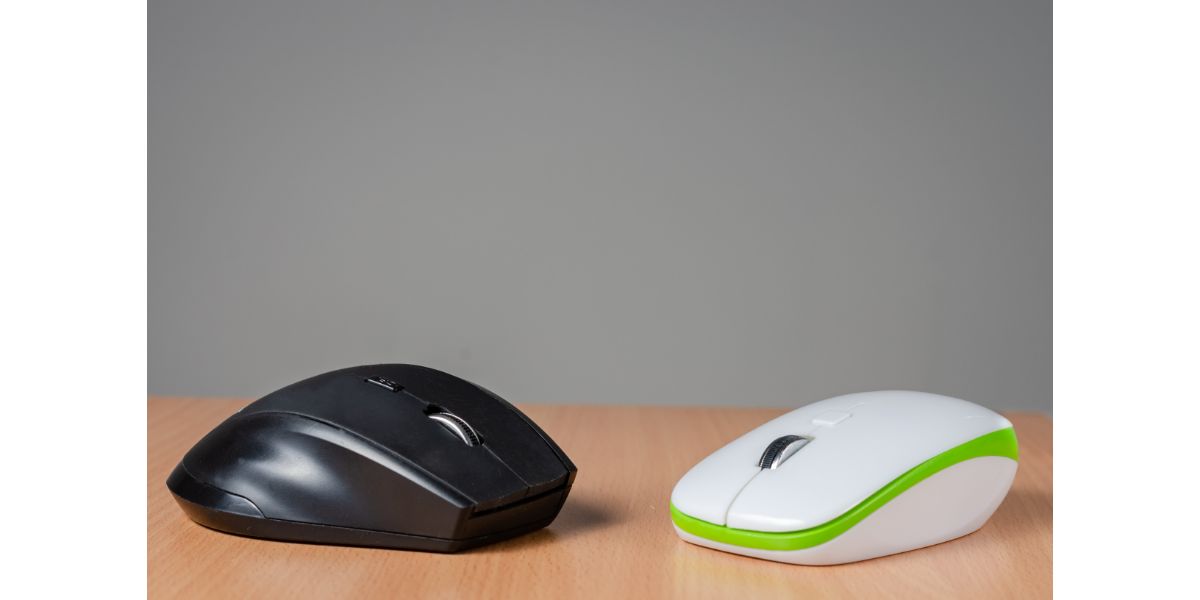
[671,427,1018,551]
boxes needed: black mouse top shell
[166,364,577,552]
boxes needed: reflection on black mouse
[166,364,577,552]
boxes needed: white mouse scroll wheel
[757,435,812,469]
[428,410,482,446]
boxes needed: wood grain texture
[148,397,1051,599]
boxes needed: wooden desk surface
[148,397,1051,599]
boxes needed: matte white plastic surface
[674,455,1017,565]
[670,391,1012,529]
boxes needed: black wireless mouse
[166,364,577,552]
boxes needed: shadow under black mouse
[166,364,577,552]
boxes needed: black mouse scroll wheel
[428,411,482,447]
[758,435,812,469]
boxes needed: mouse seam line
[483,444,534,490]
[721,470,764,526]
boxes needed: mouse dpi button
[812,411,851,427]
[365,376,402,392]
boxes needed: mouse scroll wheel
[757,435,812,469]
[427,410,482,447]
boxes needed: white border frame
[1055,0,1199,597]
[3,0,1199,595]
[1,1,147,595]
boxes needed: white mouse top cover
[670,390,1013,532]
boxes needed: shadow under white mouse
[670,391,1018,565]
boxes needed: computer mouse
[166,364,577,552]
[670,391,1017,565]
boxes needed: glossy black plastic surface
[167,364,577,552]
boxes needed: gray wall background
[149,0,1050,411]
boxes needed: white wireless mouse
[670,391,1018,565]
